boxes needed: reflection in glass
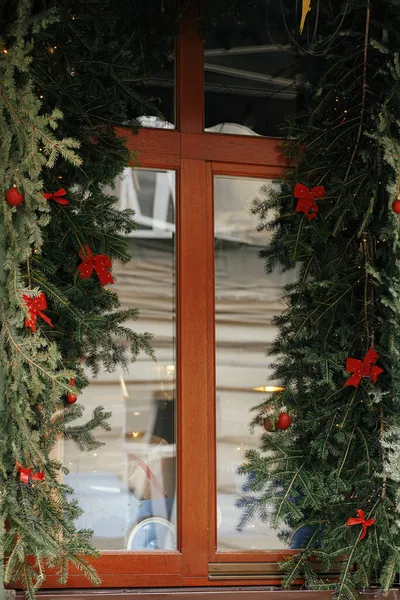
[64,169,176,551]
[136,51,175,128]
[205,1,299,137]
[214,176,294,550]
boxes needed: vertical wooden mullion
[176,13,204,134]
[178,158,210,578]
[206,162,217,563]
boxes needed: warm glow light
[166,365,175,375]
[132,432,140,438]
[253,386,285,393]
[133,411,140,416]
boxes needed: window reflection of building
[214,176,295,550]
[64,169,176,552]
[204,0,299,137]
[137,1,299,137]
[64,169,294,552]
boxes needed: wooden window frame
[35,13,293,591]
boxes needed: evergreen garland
[239,0,400,598]
[0,0,182,595]
[4,0,400,597]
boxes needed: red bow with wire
[346,509,375,540]
[344,347,384,387]
[43,188,69,205]
[78,245,114,286]
[23,292,54,333]
[294,183,326,220]
[17,462,45,484]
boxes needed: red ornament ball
[66,377,78,404]
[276,413,292,430]
[392,199,400,214]
[6,187,24,206]
[66,392,77,404]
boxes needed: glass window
[137,56,175,130]
[214,175,295,550]
[134,44,175,129]
[64,169,176,551]
[205,1,298,137]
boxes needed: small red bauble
[66,392,77,404]
[392,199,400,214]
[66,378,78,404]
[6,187,24,206]
[276,413,292,430]
[88,135,100,145]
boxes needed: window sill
[11,588,400,600]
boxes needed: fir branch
[343,2,371,184]
[1,304,71,393]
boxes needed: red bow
[17,462,45,484]
[43,188,69,205]
[344,347,384,387]
[23,292,54,333]
[294,183,326,221]
[78,245,114,286]
[346,509,375,540]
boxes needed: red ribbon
[17,462,45,484]
[78,245,114,286]
[23,292,54,333]
[346,509,375,540]
[294,183,326,221]
[344,347,384,387]
[43,188,69,205]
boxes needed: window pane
[205,2,298,137]
[135,49,175,129]
[65,169,176,551]
[214,176,294,550]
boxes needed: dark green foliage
[33,0,183,130]
[239,1,400,598]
